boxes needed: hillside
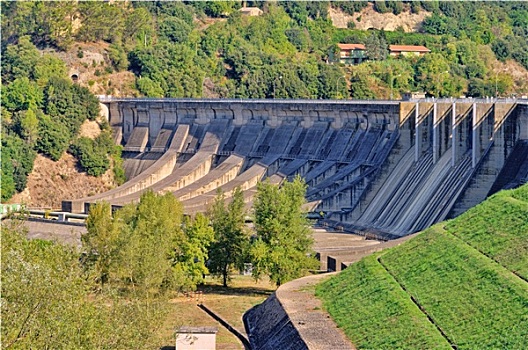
[2,1,528,205]
[316,184,528,349]
[329,2,431,32]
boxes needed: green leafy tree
[159,17,192,44]
[1,144,17,201]
[208,187,248,287]
[86,192,213,294]
[33,54,68,87]
[1,133,37,196]
[349,73,376,99]
[415,53,452,97]
[1,220,168,349]
[69,132,116,177]
[250,176,318,286]
[36,114,70,161]
[174,213,215,290]
[365,32,388,61]
[15,108,40,144]
[76,2,125,43]
[84,202,122,287]
[116,192,185,294]
[1,77,43,112]
[136,77,164,97]
[123,7,154,46]
[107,43,129,71]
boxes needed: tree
[1,133,37,195]
[1,77,43,112]
[365,32,388,61]
[15,108,40,144]
[33,54,68,87]
[136,76,164,97]
[174,213,215,290]
[250,176,318,286]
[1,36,40,82]
[159,17,192,44]
[84,201,122,287]
[76,2,125,43]
[349,73,376,100]
[84,191,214,294]
[1,219,168,349]
[35,114,70,161]
[69,135,111,177]
[415,53,452,97]
[208,187,248,287]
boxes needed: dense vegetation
[1,1,527,202]
[316,184,528,349]
[2,177,316,346]
[1,36,123,202]
[1,219,167,349]
[2,1,527,99]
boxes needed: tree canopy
[250,176,318,286]
[84,191,214,293]
[207,187,248,287]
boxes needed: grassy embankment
[317,184,528,349]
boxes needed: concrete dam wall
[63,98,528,238]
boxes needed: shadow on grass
[197,284,274,297]
[159,346,175,350]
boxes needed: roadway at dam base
[62,98,528,239]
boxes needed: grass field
[158,275,275,350]
[444,187,528,280]
[316,184,528,349]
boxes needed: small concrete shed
[176,326,218,350]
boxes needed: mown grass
[317,184,528,349]
[382,226,528,349]
[444,186,528,279]
[316,254,451,349]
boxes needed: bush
[107,43,129,71]
[69,134,112,177]
[36,114,70,161]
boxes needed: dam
[62,98,528,238]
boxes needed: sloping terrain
[9,119,118,209]
[316,184,528,349]
[328,3,431,32]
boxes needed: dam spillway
[63,98,528,238]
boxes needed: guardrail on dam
[63,98,528,239]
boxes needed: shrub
[36,114,70,161]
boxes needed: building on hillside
[389,45,431,57]
[337,44,367,65]
[239,7,263,16]
[402,91,427,100]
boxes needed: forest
[1,0,527,199]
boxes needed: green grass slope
[316,184,528,349]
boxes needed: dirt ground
[328,3,431,32]
[159,275,275,350]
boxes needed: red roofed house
[337,44,366,65]
[389,45,431,57]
